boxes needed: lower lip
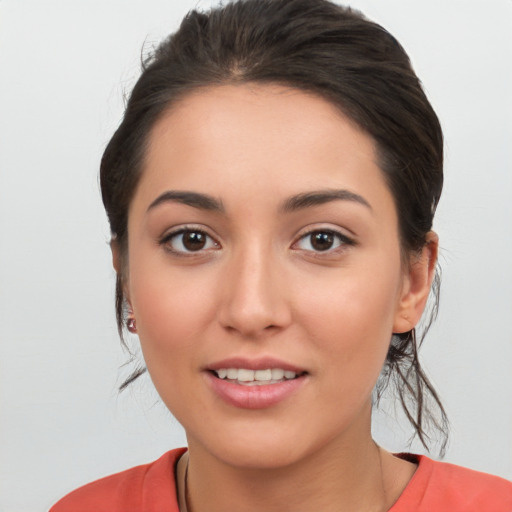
[204,372,307,409]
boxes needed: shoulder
[392,454,512,512]
[49,448,186,512]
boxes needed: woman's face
[123,84,431,468]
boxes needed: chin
[187,419,339,471]
[215,441,307,470]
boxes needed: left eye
[295,230,349,252]
[162,229,218,253]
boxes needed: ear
[393,231,438,334]
[111,239,131,305]
[111,238,122,273]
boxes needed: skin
[114,84,438,511]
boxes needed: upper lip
[206,356,307,374]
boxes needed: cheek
[300,263,400,330]
[129,261,218,356]
[127,263,220,410]
[295,265,400,380]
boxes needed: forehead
[135,84,394,217]
[147,83,375,168]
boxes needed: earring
[127,316,137,333]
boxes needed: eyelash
[159,227,219,256]
[293,229,356,254]
[158,227,355,256]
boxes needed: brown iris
[182,231,207,251]
[310,231,335,251]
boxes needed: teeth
[271,368,284,380]
[214,368,298,383]
[237,369,254,382]
[226,368,238,379]
[255,369,272,381]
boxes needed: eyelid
[158,224,221,255]
[292,225,356,253]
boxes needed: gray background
[0,0,511,510]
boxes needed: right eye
[293,229,355,254]
[160,228,219,254]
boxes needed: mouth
[210,367,308,386]
[204,359,309,409]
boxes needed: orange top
[50,448,512,512]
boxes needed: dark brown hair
[100,0,448,453]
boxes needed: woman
[50,0,512,510]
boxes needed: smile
[206,365,308,409]
[213,368,300,385]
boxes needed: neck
[180,412,415,512]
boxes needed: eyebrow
[147,188,371,215]
[147,191,225,213]
[280,189,372,213]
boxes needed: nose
[218,244,292,338]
